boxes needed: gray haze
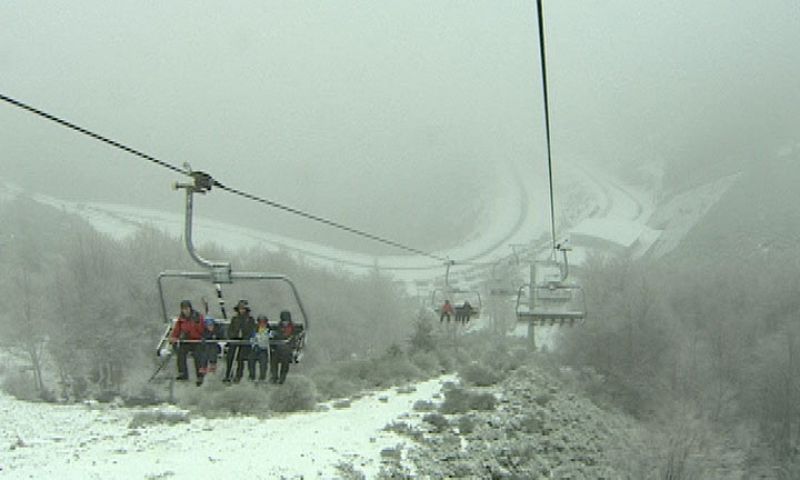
[2,1,798,254]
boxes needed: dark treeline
[0,196,417,400]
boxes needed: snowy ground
[0,375,454,479]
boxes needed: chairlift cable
[0,93,186,176]
[535,0,558,258]
[0,92,449,263]
[211,180,449,262]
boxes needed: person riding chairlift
[224,299,256,383]
[199,317,222,377]
[458,300,473,324]
[440,299,454,323]
[170,300,205,385]
[249,315,271,382]
[270,310,295,384]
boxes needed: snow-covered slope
[0,376,454,479]
[1,161,542,286]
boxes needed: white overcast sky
[1,0,797,252]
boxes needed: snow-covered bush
[422,412,449,432]
[458,362,502,387]
[1,372,40,402]
[383,421,423,442]
[268,375,317,412]
[412,400,436,412]
[308,368,360,401]
[128,409,189,429]
[195,382,270,416]
[456,415,476,435]
[439,387,496,414]
[120,383,162,407]
[332,398,352,409]
[407,314,437,354]
[334,461,366,480]
[408,350,443,375]
[433,348,455,372]
[332,354,423,390]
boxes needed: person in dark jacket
[270,310,295,384]
[170,300,205,384]
[224,299,256,383]
[459,301,473,324]
[249,315,271,382]
[198,317,223,378]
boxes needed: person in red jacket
[170,300,206,384]
[440,299,454,323]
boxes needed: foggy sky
[2,0,797,254]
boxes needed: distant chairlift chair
[516,243,586,326]
[430,261,482,320]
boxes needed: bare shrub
[396,385,417,394]
[459,362,501,387]
[440,387,470,413]
[269,375,317,412]
[309,367,360,401]
[408,315,437,354]
[377,464,414,479]
[534,392,553,407]
[469,392,497,411]
[323,355,422,392]
[122,383,163,407]
[423,412,450,432]
[412,400,436,412]
[457,415,476,435]
[1,372,39,402]
[129,409,190,429]
[434,349,455,372]
[384,421,423,441]
[409,351,442,375]
[439,387,497,414]
[518,413,544,434]
[364,356,423,388]
[333,399,352,409]
[380,446,402,460]
[195,382,269,416]
[335,461,366,480]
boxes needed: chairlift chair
[151,169,310,382]
[430,287,482,319]
[429,260,482,320]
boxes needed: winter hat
[235,299,250,311]
[205,318,216,327]
[279,310,292,323]
[180,300,192,309]
[257,315,269,323]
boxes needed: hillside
[383,362,646,479]
[672,150,800,263]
